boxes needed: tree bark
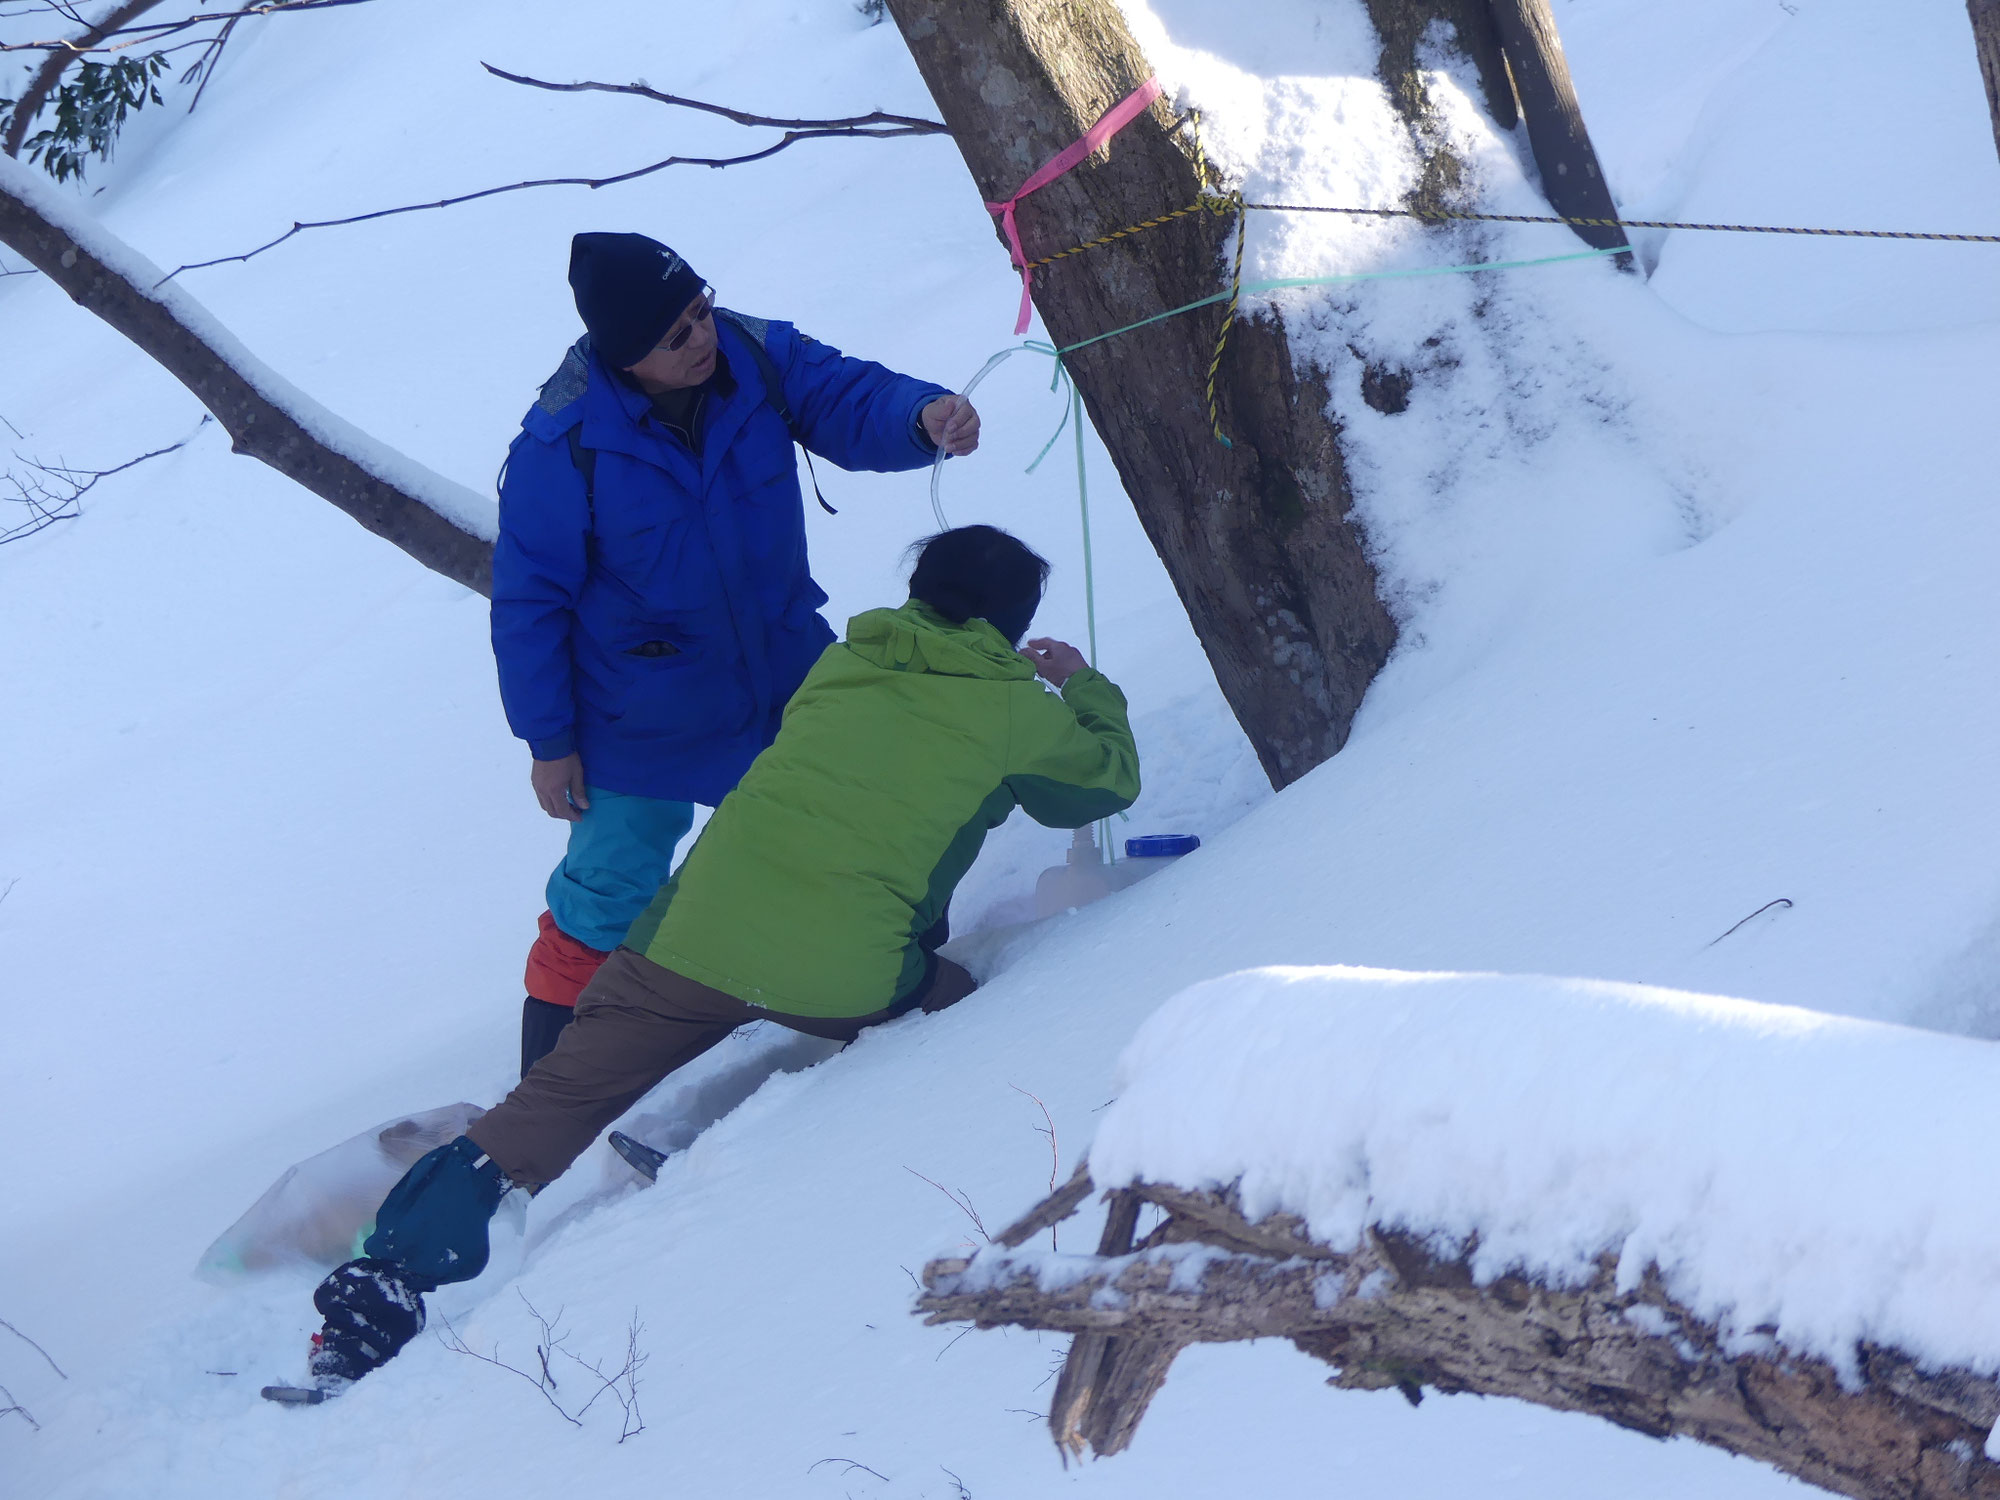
[923,1173,2000,1497]
[2,0,170,159]
[888,0,1400,787]
[0,158,494,594]
[1486,0,1630,254]
[1973,0,2000,166]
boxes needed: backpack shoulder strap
[715,309,796,438]
[565,425,598,516]
[715,308,835,515]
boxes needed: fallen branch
[920,1170,2000,1497]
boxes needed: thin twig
[157,127,922,282]
[2,415,209,545]
[1009,1084,1061,1250]
[0,1317,66,1380]
[435,1312,582,1427]
[903,1166,989,1242]
[941,1466,973,1499]
[806,1457,890,1482]
[181,12,241,110]
[0,1380,39,1430]
[1705,898,1794,948]
[480,63,946,134]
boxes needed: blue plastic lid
[1125,834,1201,859]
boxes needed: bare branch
[437,1299,646,1440]
[0,1316,67,1380]
[0,0,372,56]
[435,1312,582,1427]
[903,1166,989,1243]
[2,415,209,545]
[0,1380,40,1431]
[1009,1084,1060,1250]
[159,124,937,282]
[180,13,242,111]
[806,1458,890,1482]
[479,63,947,134]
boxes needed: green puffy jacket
[624,600,1140,1017]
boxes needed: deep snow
[3,0,1998,1495]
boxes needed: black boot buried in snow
[263,1258,428,1403]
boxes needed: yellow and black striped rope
[1021,200,1213,271]
[1203,192,1248,448]
[1245,201,2000,243]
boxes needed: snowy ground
[3,0,1998,1494]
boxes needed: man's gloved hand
[530,752,590,822]
[921,395,982,456]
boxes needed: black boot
[307,1257,429,1393]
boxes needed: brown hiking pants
[466,946,977,1189]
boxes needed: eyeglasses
[661,287,715,352]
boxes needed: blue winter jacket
[492,313,950,806]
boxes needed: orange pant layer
[523,910,611,1008]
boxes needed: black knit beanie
[567,232,705,369]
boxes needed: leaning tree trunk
[889,0,1401,787]
[1973,0,2000,165]
[921,1167,2000,1498]
[891,0,1624,785]
[1486,0,1629,254]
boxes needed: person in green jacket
[292,525,1141,1397]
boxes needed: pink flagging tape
[984,77,1165,335]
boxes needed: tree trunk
[0,157,494,594]
[887,0,1400,786]
[922,1172,2000,1497]
[1973,0,2000,166]
[3,0,170,159]
[1486,0,1630,254]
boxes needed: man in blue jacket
[494,231,979,1074]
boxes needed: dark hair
[907,525,1051,646]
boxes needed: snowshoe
[260,1382,329,1405]
[608,1129,670,1183]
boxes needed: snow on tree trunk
[0,154,495,594]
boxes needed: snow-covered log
[917,969,2000,1497]
[0,154,495,594]
[924,1174,2000,1495]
